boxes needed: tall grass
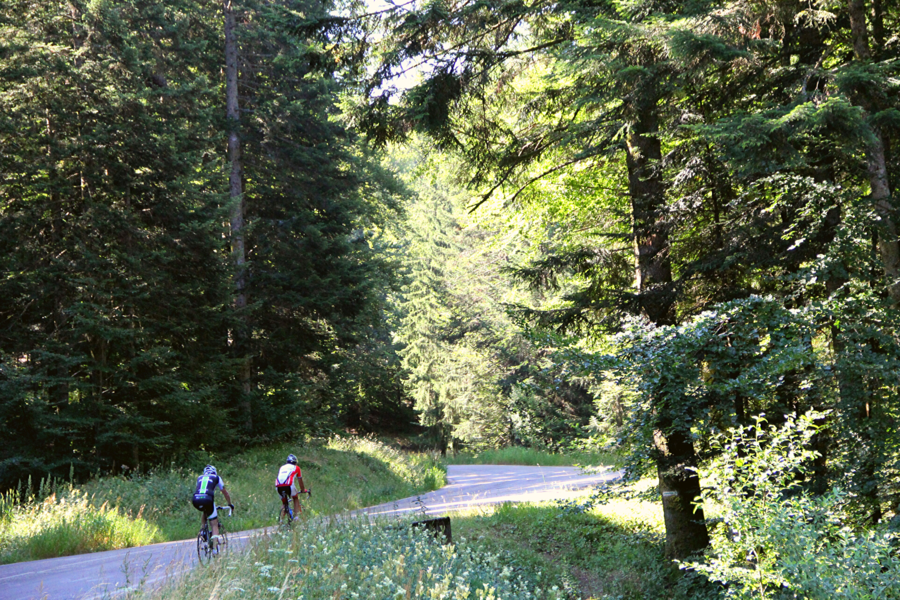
[447,446,623,468]
[0,437,445,565]
[0,489,161,561]
[127,516,565,600]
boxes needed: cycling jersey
[193,474,226,519]
[195,474,224,498]
[275,463,303,498]
[275,464,302,487]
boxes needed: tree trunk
[626,111,674,326]
[225,0,252,433]
[626,103,709,558]
[848,0,871,60]
[872,0,885,56]
[846,0,893,521]
[655,428,710,559]
[848,0,900,305]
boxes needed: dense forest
[2,0,900,585]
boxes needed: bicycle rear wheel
[278,504,293,530]
[197,529,211,565]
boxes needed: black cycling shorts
[192,494,214,517]
[276,485,292,503]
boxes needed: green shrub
[686,412,900,599]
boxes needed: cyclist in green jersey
[192,465,234,541]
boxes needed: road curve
[0,464,621,600]
[355,464,622,518]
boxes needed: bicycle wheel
[277,505,293,530]
[197,528,211,565]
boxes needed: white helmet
[203,464,217,476]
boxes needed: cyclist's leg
[277,486,292,520]
[193,496,212,533]
[290,482,301,517]
[209,504,220,536]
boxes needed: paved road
[0,464,621,600]
[355,464,622,518]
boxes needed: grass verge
[126,515,565,600]
[447,446,623,468]
[450,479,722,600]
[122,477,721,600]
[0,436,445,564]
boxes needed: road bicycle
[278,488,312,528]
[197,505,232,565]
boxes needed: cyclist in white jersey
[192,465,234,540]
[275,454,306,520]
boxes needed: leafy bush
[686,412,900,599]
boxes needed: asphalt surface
[354,464,622,518]
[0,464,621,600]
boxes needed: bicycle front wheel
[197,530,211,565]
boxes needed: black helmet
[286,454,297,465]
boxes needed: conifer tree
[0,0,230,482]
[221,0,403,437]
[0,0,404,485]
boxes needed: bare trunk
[626,111,674,326]
[872,0,885,56]
[225,0,252,432]
[46,112,70,410]
[869,137,900,303]
[626,104,709,558]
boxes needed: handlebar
[216,505,233,517]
